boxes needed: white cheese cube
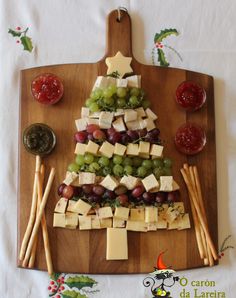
[99,111,114,129]
[63,171,78,186]
[91,215,101,229]
[89,112,101,119]
[130,208,145,221]
[150,144,164,157]
[75,118,87,131]
[114,143,126,156]
[124,109,138,122]
[160,176,173,191]
[106,228,128,260]
[99,141,115,158]
[79,172,96,185]
[116,79,128,87]
[139,118,147,129]
[145,108,158,120]
[100,175,119,191]
[127,75,141,88]
[65,212,78,229]
[126,220,147,232]
[113,217,126,228]
[86,118,99,125]
[107,77,117,86]
[112,117,126,132]
[126,143,139,156]
[135,107,146,118]
[67,200,77,213]
[53,213,66,228]
[97,206,113,219]
[138,141,150,155]
[114,207,130,220]
[100,218,112,228]
[126,120,141,130]
[142,174,159,192]
[85,140,99,155]
[144,118,156,131]
[178,214,191,230]
[72,199,91,215]
[114,109,125,117]
[78,215,92,230]
[54,198,68,214]
[172,180,180,191]
[120,175,139,190]
[81,107,90,118]
[92,76,108,90]
[74,143,87,155]
[145,207,158,223]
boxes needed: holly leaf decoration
[20,35,33,52]
[50,272,61,281]
[65,275,97,290]
[154,29,179,43]
[8,28,21,37]
[157,48,169,67]
[62,290,87,298]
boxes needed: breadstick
[22,167,55,267]
[19,155,41,261]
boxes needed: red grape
[121,133,132,145]
[108,132,121,144]
[62,185,74,199]
[138,129,147,138]
[115,185,128,195]
[82,184,93,195]
[93,129,106,140]
[155,192,166,203]
[142,192,155,203]
[58,183,66,196]
[87,133,95,141]
[86,124,100,134]
[127,130,139,141]
[88,194,101,203]
[131,185,145,198]
[107,127,117,136]
[74,131,87,143]
[73,186,82,197]
[117,194,129,206]
[103,190,116,200]
[167,191,180,203]
[92,185,105,196]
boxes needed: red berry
[61,286,65,290]
[57,278,61,283]
[50,281,55,285]
[16,40,20,43]
[86,124,99,134]
[48,286,51,290]
[53,285,57,289]
[61,276,65,280]
[218,255,221,259]
[16,26,21,30]
[221,252,224,256]
[56,295,60,298]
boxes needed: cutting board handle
[105,9,133,57]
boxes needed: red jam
[175,81,206,111]
[174,123,206,155]
[31,73,64,105]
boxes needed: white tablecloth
[0,0,235,297]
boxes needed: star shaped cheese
[105,51,133,78]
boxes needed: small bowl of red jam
[175,81,206,111]
[31,73,64,105]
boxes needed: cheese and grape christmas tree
[53,51,191,260]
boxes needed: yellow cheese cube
[112,117,126,132]
[178,214,191,230]
[114,143,126,156]
[126,120,140,130]
[156,217,167,229]
[100,175,119,191]
[74,143,87,155]
[145,108,158,120]
[67,200,77,213]
[79,172,96,185]
[126,220,147,232]
[150,144,164,157]
[144,117,156,131]
[114,207,130,220]
[54,197,68,214]
[174,202,185,213]
[72,199,91,215]
[127,75,141,88]
[85,140,99,155]
[106,228,128,260]
[130,208,145,221]
[165,206,180,224]
[168,218,181,230]
[135,107,146,118]
[65,212,78,229]
[53,213,66,228]
[91,215,101,229]
[120,175,139,190]
[172,180,180,191]
[160,176,173,191]
[145,207,158,223]
[142,174,159,192]
[139,153,150,159]
[63,171,78,186]
[139,118,147,129]
[99,111,114,129]
[100,218,112,228]
[97,206,113,219]
[124,109,138,122]
[114,109,125,117]
[138,141,150,155]
[78,215,92,230]
[99,141,115,158]
[75,118,87,131]
[113,217,126,228]
[147,222,158,231]
[126,143,139,156]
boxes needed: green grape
[104,96,115,106]
[146,168,153,176]
[130,87,140,96]
[129,95,139,107]
[68,162,80,172]
[113,164,124,176]
[162,167,172,176]
[124,165,133,175]
[163,158,172,168]
[123,157,133,166]
[89,162,100,173]
[89,102,100,112]
[84,153,94,164]
[98,156,110,167]
[153,167,164,179]
[93,88,103,99]
[103,166,112,176]
[117,87,127,98]
[113,155,123,165]
[117,98,126,108]
[75,154,85,166]
[90,90,98,100]
[142,99,150,109]
[132,157,143,167]
[152,158,164,168]
[108,85,117,95]
[103,88,113,98]
[142,159,153,169]
[137,166,147,178]
[85,98,94,107]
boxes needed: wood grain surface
[17,10,218,273]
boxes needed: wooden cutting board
[17,10,218,273]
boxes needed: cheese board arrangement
[17,9,218,274]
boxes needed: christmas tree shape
[53,52,191,260]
